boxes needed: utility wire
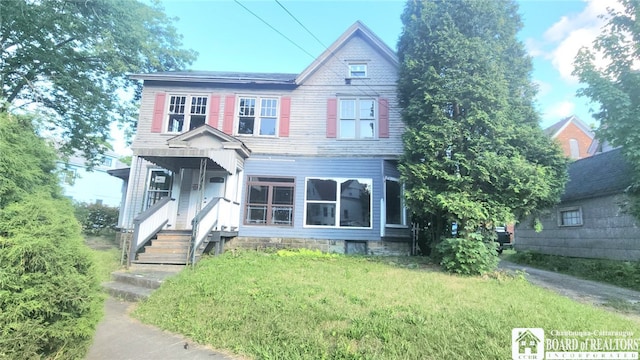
[235,0,401,120]
[233,0,317,60]
[274,0,328,49]
[273,0,401,117]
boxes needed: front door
[186,170,226,225]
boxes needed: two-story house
[544,115,596,159]
[118,22,410,265]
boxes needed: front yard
[132,250,640,359]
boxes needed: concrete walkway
[499,260,640,306]
[86,297,240,360]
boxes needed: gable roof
[296,21,398,84]
[562,148,633,202]
[544,115,595,139]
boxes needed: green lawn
[85,235,122,283]
[133,250,640,359]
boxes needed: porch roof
[135,125,251,174]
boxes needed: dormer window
[167,95,208,133]
[348,63,367,78]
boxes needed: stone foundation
[225,237,411,256]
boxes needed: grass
[84,235,122,283]
[503,251,640,292]
[133,249,640,359]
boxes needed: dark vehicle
[495,226,512,254]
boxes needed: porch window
[339,98,376,139]
[237,97,279,136]
[304,178,372,228]
[385,178,406,226]
[245,177,294,226]
[167,95,208,133]
[145,169,173,209]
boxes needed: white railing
[130,197,175,266]
[190,197,239,264]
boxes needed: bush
[436,234,499,275]
[0,193,103,359]
[74,202,119,235]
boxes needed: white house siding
[515,195,640,260]
[59,153,126,207]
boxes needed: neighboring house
[118,22,410,264]
[515,148,639,260]
[545,115,595,159]
[59,151,127,207]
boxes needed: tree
[0,111,102,359]
[397,0,567,270]
[0,0,196,164]
[573,0,640,218]
[0,112,61,208]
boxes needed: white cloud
[531,0,624,83]
[543,101,575,121]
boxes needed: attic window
[348,63,367,78]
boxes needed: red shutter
[326,98,337,138]
[151,92,166,133]
[223,95,236,135]
[378,98,389,138]
[279,97,291,137]
[208,94,221,128]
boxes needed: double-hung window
[339,98,376,139]
[238,97,279,136]
[245,177,295,226]
[167,95,208,133]
[305,178,372,228]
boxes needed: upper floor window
[238,97,279,136]
[569,138,580,159]
[167,95,208,133]
[348,63,367,78]
[339,98,376,139]
[101,157,113,167]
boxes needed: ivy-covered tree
[573,0,640,219]
[397,0,567,272]
[0,0,196,164]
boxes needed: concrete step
[110,271,170,289]
[135,253,192,265]
[103,281,154,302]
[128,264,185,272]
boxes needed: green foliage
[276,248,340,258]
[134,251,640,359]
[0,0,196,163]
[0,112,61,208]
[74,202,119,235]
[437,234,499,275]
[0,193,103,359]
[506,251,640,292]
[573,0,640,220]
[397,0,567,249]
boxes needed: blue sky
[114,0,612,153]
